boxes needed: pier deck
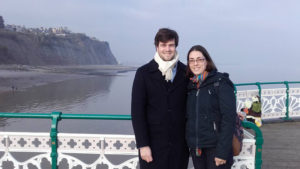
[261,121,300,169]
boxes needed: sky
[1,0,300,83]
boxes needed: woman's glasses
[189,58,206,64]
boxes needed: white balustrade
[236,87,300,119]
[0,131,254,169]
[3,87,298,168]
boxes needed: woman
[185,45,236,169]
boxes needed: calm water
[1,68,298,168]
[0,67,299,134]
[0,71,136,134]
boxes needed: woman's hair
[186,45,217,77]
[154,28,179,47]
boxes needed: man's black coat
[131,59,189,169]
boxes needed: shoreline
[0,64,137,94]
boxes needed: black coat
[131,59,189,169]
[186,70,236,160]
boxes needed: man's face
[156,39,176,61]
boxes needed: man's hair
[154,28,179,47]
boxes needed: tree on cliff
[0,16,4,29]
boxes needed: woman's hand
[215,157,226,166]
[140,146,153,163]
[237,111,246,120]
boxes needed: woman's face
[188,51,207,76]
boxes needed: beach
[0,64,137,94]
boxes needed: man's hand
[140,146,153,163]
[215,157,226,166]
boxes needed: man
[131,28,189,169]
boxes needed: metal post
[233,85,237,101]
[242,121,264,169]
[283,81,290,120]
[255,82,262,99]
[50,112,61,169]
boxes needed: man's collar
[148,59,159,72]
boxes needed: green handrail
[242,121,263,169]
[0,112,131,169]
[0,112,263,169]
[61,113,132,120]
[234,81,300,120]
[255,82,262,99]
[0,112,131,120]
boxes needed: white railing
[3,86,298,168]
[236,88,300,119]
[232,130,256,169]
[0,131,255,169]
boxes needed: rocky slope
[0,29,117,65]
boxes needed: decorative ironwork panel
[0,132,256,169]
[289,88,300,117]
[232,131,256,169]
[232,157,255,169]
[57,133,137,154]
[0,132,50,152]
[236,88,300,119]
[58,134,103,153]
[104,136,137,154]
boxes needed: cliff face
[0,29,118,65]
[0,16,4,29]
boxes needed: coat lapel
[147,60,168,91]
[168,61,186,93]
[147,60,187,93]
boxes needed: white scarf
[154,52,179,81]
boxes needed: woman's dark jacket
[131,59,189,169]
[186,70,236,160]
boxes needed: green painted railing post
[233,85,237,101]
[242,121,263,169]
[50,112,62,169]
[255,82,262,99]
[283,81,290,120]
